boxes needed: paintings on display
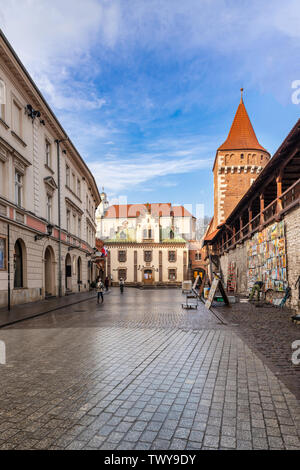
[0,236,7,270]
[247,221,287,292]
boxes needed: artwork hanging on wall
[0,236,7,270]
[246,221,287,292]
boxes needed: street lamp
[34,223,53,241]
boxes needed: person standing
[119,277,125,294]
[104,276,109,291]
[249,280,264,301]
[96,278,104,303]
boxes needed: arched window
[14,239,25,288]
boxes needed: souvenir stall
[247,221,287,292]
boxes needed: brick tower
[213,89,270,229]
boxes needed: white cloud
[0,0,112,110]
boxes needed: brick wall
[218,205,300,311]
[213,150,269,229]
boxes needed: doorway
[44,246,55,297]
[143,269,154,285]
[65,253,72,292]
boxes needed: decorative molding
[65,197,84,216]
[0,117,9,130]
[0,144,8,162]
[11,130,27,147]
[44,176,58,194]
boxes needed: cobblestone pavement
[218,301,300,400]
[0,288,299,450]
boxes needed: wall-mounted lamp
[34,224,53,241]
[25,104,41,121]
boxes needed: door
[144,269,154,285]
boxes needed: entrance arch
[65,253,72,292]
[44,246,55,297]
[14,238,26,288]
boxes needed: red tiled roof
[204,228,220,242]
[218,92,267,152]
[104,203,193,218]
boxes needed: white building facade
[0,31,100,308]
[96,201,196,286]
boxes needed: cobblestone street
[0,288,299,450]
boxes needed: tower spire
[240,87,244,103]
[218,90,267,152]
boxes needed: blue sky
[1,0,300,217]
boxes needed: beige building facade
[0,31,100,308]
[96,201,194,286]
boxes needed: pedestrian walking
[104,276,109,291]
[119,277,125,294]
[96,278,104,303]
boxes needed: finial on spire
[240,88,244,102]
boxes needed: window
[46,194,52,221]
[118,268,127,281]
[72,173,76,191]
[118,250,127,262]
[168,269,176,281]
[66,165,70,187]
[45,140,51,167]
[170,229,174,239]
[144,251,152,262]
[77,178,81,198]
[15,170,23,206]
[195,252,201,261]
[143,228,152,239]
[78,218,81,238]
[12,100,22,136]
[0,79,5,120]
[73,213,76,234]
[168,251,176,262]
[66,209,71,232]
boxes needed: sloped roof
[218,91,268,152]
[104,203,193,218]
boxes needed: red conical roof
[218,89,267,152]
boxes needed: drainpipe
[55,138,68,297]
[7,223,10,311]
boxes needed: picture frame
[0,235,7,271]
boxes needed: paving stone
[0,288,299,452]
